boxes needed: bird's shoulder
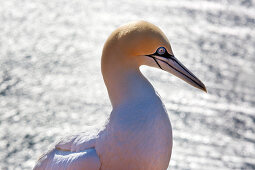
[34,128,102,170]
[55,128,101,152]
[34,147,101,170]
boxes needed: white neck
[102,56,157,109]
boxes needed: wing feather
[34,130,102,170]
[56,130,100,152]
[34,148,100,170]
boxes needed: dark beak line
[146,55,164,70]
[157,58,205,90]
[171,57,199,82]
[146,54,205,91]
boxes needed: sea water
[0,0,254,169]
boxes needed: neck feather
[101,55,157,108]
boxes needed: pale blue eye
[157,47,166,55]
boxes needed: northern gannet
[34,21,206,170]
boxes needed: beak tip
[202,85,207,93]
[204,88,207,93]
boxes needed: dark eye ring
[157,47,166,55]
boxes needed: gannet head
[102,20,207,92]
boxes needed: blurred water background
[0,0,255,169]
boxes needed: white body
[34,70,172,170]
[96,73,172,170]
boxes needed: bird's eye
[157,47,166,55]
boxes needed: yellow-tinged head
[103,21,172,57]
[102,21,207,92]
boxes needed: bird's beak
[146,54,207,92]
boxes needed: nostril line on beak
[153,57,164,70]
[146,55,164,70]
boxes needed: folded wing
[34,131,101,170]
[33,148,100,170]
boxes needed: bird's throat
[102,60,157,109]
